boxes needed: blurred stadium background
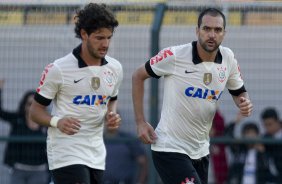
[0,0,282,183]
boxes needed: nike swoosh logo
[185,70,197,74]
[74,78,84,83]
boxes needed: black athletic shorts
[51,164,104,184]
[152,151,209,184]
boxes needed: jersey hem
[49,161,105,171]
[151,147,209,160]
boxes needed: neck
[81,44,102,66]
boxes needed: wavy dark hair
[18,90,35,118]
[74,3,119,39]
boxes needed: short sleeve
[36,63,62,100]
[146,47,176,77]
[226,57,244,90]
[111,64,123,98]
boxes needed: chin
[99,53,106,58]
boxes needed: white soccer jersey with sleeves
[147,41,244,159]
[35,45,123,170]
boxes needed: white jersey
[147,41,244,159]
[35,45,123,170]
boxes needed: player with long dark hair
[30,3,123,184]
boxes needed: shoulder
[53,53,77,69]
[219,46,235,58]
[174,43,192,50]
[105,55,123,71]
[151,43,191,63]
[165,43,192,55]
[105,55,122,66]
[41,53,76,81]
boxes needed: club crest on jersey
[203,73,212,85]
[103,71,114,87]
[217,66,226,83]
[181,177,195,184]
[91,77,100,90]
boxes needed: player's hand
[137,121,157,144]
[106,111,121,130]
[238,97,253,117]
[57,117,81,135]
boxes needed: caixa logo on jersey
[185,87,223,101]
[72,95,110,106]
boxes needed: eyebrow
[202,25,223,29]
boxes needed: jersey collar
[72,44,108,68]
[192,41,222,65]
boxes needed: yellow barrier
[0,11,23,25]
[26,12,67,25]
[116,11,153,25]
[163,11,198,25]
[115,10,243,26]
[245,12,282,25]
[228,11,242,26]
[1,9,281,26]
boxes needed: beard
[199,38,221,53]
[86,40,107,59]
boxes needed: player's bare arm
[30,100,52,127]
[132,64,157,144]
[30,100,80,135]
[232,92,253,117]
[106,100,121,130]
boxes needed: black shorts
[152,151,209,184]
[51,164,104,184]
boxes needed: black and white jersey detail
[147,41,244,159]
[35,46,123,170]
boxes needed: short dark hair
[74,3,119,39]
[261,107,279,121]
[242,122,259,135]
[197,8,226,29]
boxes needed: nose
[209,30,216,38]
[102,39,110,47]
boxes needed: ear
[80,29,88,41]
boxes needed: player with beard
[132,8,253,184]
[30,3,123,184]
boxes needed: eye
[203,27,211,32]
[215,27,223,33]
[96,36,104,40]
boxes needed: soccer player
[132,8,253,184]
[29,3,123,184]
